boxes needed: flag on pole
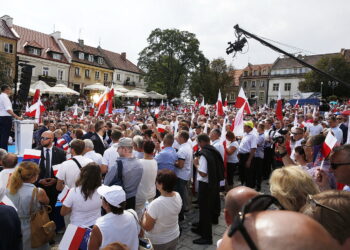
[276,89,283,121]
[59,224,91,250]
[293,111,298,127]
[157,124,166,133]
[27,97,46,122]
[134,98,140,112]
[96,88,109,116]
[224,95,228,107]
[233,105,245,137]
[58,185,70,203]
[321,131,338,158]
[107,87,114,114]
[73,105,78,118]
[216,89,224,116]
[235,87,251,114]
[199,98,206,115]
[194,98,199,108]
[24,102,30,116]
[312,106,317,119]
[32,89,40,104]
[220,116,227,142]
[294,99,300,109]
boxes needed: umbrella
[145,91,166,99]
[83,83,107,91]
[46,84,80,95]
[114,85,129,93]
[30,80,52,93]
[124,89,148,98]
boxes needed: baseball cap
[118,137,133,147]
[97,185,126,207]
[244,121,254,129]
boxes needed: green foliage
[0,54,13,86]
[138,28,204,99]
[298,55,350,98]
[189,58,233,103]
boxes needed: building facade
[0,15,18,85]
[240,63,272,105]
[227,69,242,103]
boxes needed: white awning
[46,84,80,95]
[83,83,107,91]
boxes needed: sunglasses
[40,137,52,140]
[228,195,285,250]
[307,195,345,220]
[330,162,350,170]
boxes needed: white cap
[97,185,126,207]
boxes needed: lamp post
[320,81,323,98]
[328,81,339,95]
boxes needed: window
[298,68,302,73]
[139,76,141,82]
[28,47,41,55]
[57,69,63,80]
[250,91,256,98]
[251,81,256,88]
[95,71,100,80]
[4,43,13,53]
[117,74,121,81]
[104,73,108,81]
[88,55,94,62]
[52,53,62,60]
[42,67,49,76]
[98,57,104,64]
[243,81,247,88]
[284,83,291,91]
[259,91,265,101]
[262,69,267,75]
[5,68,11,77]
[79,52,84,60]
[273,83,279,91]
[244,71,248,76]
[75,67,80,76]
[260,80,265,88]
[85,69,90,78]
[253,70,258,76]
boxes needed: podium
[14,119,35,156]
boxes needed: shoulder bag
[128,210,153,250]
[30,187,56,248]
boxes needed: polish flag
[96,88,109,116]
[154,108,160,118]
[80,112,84,121]
[32,89,40,104]
[233,105,245,137]
[22,149,41,164]
[194,98,199,108]
[134,98,140,112]
[230,118,235,131]
[56,138,69,151]
[321,131,338,158]
[220,116,228,142]
[216,89,225,116]
[276,89,283,121]
[107,87,114,114]
[203,119,209,134]
[73,105,78,118]
[27,97,46,122]
[293,111,298,127]
[294,100,300,109]
[199,98,206,115]
[24,102,30,116]
[192,140,199,152]
[53,164,60,177]
[59,224,91,250]
[312,106,317,119]
[58,185,70,203]
[0,195,17,210]
[89,107,94,116]
[224,96,228,107]
[157,124,166,133]
[235,88,251,114]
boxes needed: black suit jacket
[91,133,107,155]
[36,146,66,180]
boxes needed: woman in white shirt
[141,169,182,250]
[61,163,102,227]
[225,131,239,189]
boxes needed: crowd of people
[0,83,350,249]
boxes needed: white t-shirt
[136,159,158,200]
[0,93,12,116]
[227,141,239,163]
[95,210,139,250]
[84,150,103,165]
[175,142,193,181]
[102,143,119,170]
[331,127,343,144]
[0,168,15,188]
[197,156,208,183]
[63,186,102,227]
[212,139,225,160]
[55,155,93,188]
[308,124,323,136]
[145,192,182,244]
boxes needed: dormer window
[88,55,94,62]
[52,53,62,60]
[79,52,84,60]
[98,57,104,65]
[28,47,41,56]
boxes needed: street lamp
[328,81,339,95]
[320,82,323,98]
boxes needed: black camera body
[272,128,289,144]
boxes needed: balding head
[2,153,18,169]
[218,211,340,250]
[224,187,259,226]
[40,131,54,148]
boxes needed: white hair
[84,139,94,150]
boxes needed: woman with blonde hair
[7,161,50,250]
[269,165,320,211]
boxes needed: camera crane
[226,24,349,87]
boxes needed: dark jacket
[0,205,22,250]
[91,133,107,155]
[36,146,66,180]
[198,144,224,188]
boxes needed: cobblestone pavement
[52,178,270,250]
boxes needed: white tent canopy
[46,84,80,95]
[84,83,107,91]
[30,80,52,93]
[113,85,129,93]
[145,90,167,99]
[124,89,148,98]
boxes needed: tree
[138,28,204,99]
[0,54,13,86]
[298,55,350,98]
[189,58,233,103]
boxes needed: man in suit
[90,120,107,155]
[36,130,66,219]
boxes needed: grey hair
[133,135,144,149]
[83,139,94,150]
[0,149,7,161]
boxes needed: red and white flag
[96,88,109,116]
[235,88,251,114]
[27,97,46,122]
[293,111,298,127]
[220,116,228,142]
[73,105,78,118]
[192,140,199,152]
[199,98,206,115]
[216,89,224,116]
[56,138,69,151]
[0,195,17,210]
[24,102,30,116]
[154,108,160,118]
[58,185,70,203]
[23,149,41,164]
[321,131,338,158]
[59,224,91,250]
[233,105,245,137]
[134,98,140,112]
[224,96,228,107]
[294,99,300,109]
[160,99,165,110]
[276,89,283,121]
[32,89,40,104]
[194,98,199,108]
[107,87,114,114]
[157,124,166,133]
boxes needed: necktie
[45,149,51,178]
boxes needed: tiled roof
[13,25,68,64]
[61,39,111,69]
[0,19,17,40]
[99,48,143,74]
[242,63,272,72]
[272,53,339,69]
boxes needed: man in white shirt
[101,129,122,174]
[0,153,17,188]
[290,127,305,162]
[209,129,224,160]
[308,117,323,137]
[0,85,22,150]
[328,116,343,145]
[56,139,93,190]
[83,139,103,165]
[175,131,193,220]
